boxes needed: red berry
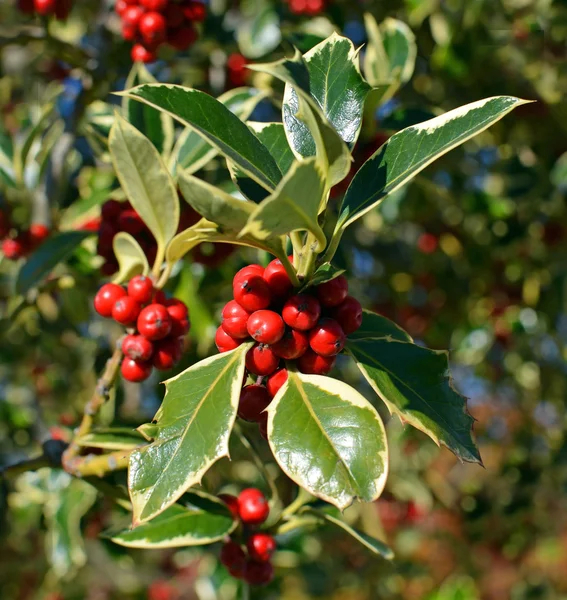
[238,385,272,422]
[167,25,197,50]
[316,275,348,307]
[115,0,128,15]
[153,289,167,304]
[233,273,272,312]
[245,344,279,376]
[246,310,285,345]
[309,318,345,357]
[289,0,307,13]
[238,488,269,525]
[2,238,26,260]
[29,223,50,246]
[266,368,287,397]
[152,337,183,370]
[127,275,154,304]
[18,0,35,14]
[139,11,167,44]
[417,232,438,254]
[234,264,264,284]
[101,258,118,276]
[54,0,72,20]
[94,283,127,318]
[121,357,152,382]
[118,209,146,235]
[137,304,172,340]
[244,560,274,586]
[101,199,122,221]
[305,0,324,15]
[297,349,336,375]
[122,23,138,41]
[34,0,56,15]
[122,334,154,361]
[184,1,206,21]
[165,298,190,337]
[164,3,184,27]
[221,300,251,339]
[218,494,239,519]
[112,296,142,325]
[122,5,145,27]
[263,258,294,299]
[247,533,276,562]
[131,43,157,63]
[282,294,321,331]
[220,541,246,577]
[271,328,308,359]
[215,326,242,353]
[331,296,363,335]
[140,0,168,10]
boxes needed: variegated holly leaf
[112,232,150,283]
[128,344,251,524]
[303,263,345,290]
[249,122,295,175]
[267,371,388,511]
[76,428,147,451]
[348,309,412,342]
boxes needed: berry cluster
[115,0,205,63]
[218,489,275,586]
[17,0,72,19]
[94,276,190,382]
[1,211,50,260]
[286,0,325,16]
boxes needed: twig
[64,449,131,478]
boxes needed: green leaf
[177,171,256,231]
[112,232,150,283]
[122,62,174,157]
[15,231,91,295]
[0,126,16,188]
[301,506,394,559]
[237,5,281,59]
[303,263,345,289]
[172,87,267,175]
[76,428,147,451]
[337,96,531,230]
[267,371,389,511]
[346,338,481,464]
[128,343,251,524]
[249,122,295,175]
[109,114,179,264]
[348,309,412,342]
[240,158,326,250]
[111,493,236,548]
[119,84,282,191]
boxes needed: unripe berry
[215,326,242,353]
[218,494,239,519]
[29,223,50,246]
[121,357,152,382]
[131,43,157,63]
[137,304,172,340]
[112,296,142,325]
[247,310,285,344]
[101,199,122,221]
[331,296,363,335]
[221,300,251,339]
[266,368,287,397]
[247,533,276,562]
[220,541,246,577]
[297,349,336,375]
[152,337,183,370]
[244,560,274,586]
[233,273,272,312]
[2,238,26,260]
[139,11,167,44]
[34,0,56,15]
[140,0,168,10]
[167,25,197,50]
[122,5,145,27]
[238,385,272,422]
[122,334,154,361]
[316,275,348,307]
[282,294,321,331]
[165,298,190,337]
[263,257,294,298]
[271,328,308,359]
[127,275,154,304]
[237,488,269,525]
[94,283,127,318]
[308,318,345,356]
[245,344,279,376]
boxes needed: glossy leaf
[128,343,251,524]
[303,263,345,290]
[109,115,179,262]
[267,371,389,511]
[348,309,412,342]
[111,494,236,548]
[112,232,150,283]
[346,337,481,464]
[119,84,282,191]
[15,231,91,295]
[240,158,326,250]
[249,122,295,175]
[76,428,147,451]
[337,96,531,230]
[0,126,16,188]
[237,6,281,59]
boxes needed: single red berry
[244,560,274,586]
[221,300,251,339]
[271,328,308,360]
[94,283,127,318]
[297,349,336,375]
[122,23,138,41]
[220,541,246,577]
[2,238,26,260]
[148,580,176,600]
[101,199,123,221]
[164,2,184,27]
[118,209,146,235]
[137,304,172,340]
[115,0,128,15]
[238,488,269,526]
[215,326,242,353]
[316,275,348,307]
[309,318,346,357]
[54,0,72,20]
[140,0,168,10]
[34,0,57,15]
[131,43,157,63]
[233,273,272,312]
[417,232,438,254]
[167,25,197,50]
[122,334,154,361]
[218,494,239,519]
[263,257,294,299]
[266,368,287,397]
[112,296,142,325]
[184,1,206,21]
[121,357,152,382]
[238,385,272,422]
[122,5,145,27]
[139,11,167,43]
[152,337,183,370]
[331,296,363,335]
[247,533,276,562]
[29,223,50,246]
[165,298,190,337]
[245,344,279,376]
[305,0,324,15]
[246,310,285,345]
[127,275,154,304]
[18,0,35,14]
[233,264,264,284]
[282,294,321,331]
[289,0,307,13]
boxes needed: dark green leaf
[250,122,295,175]
[348,309,412,342]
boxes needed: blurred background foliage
[1,0,567,599]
